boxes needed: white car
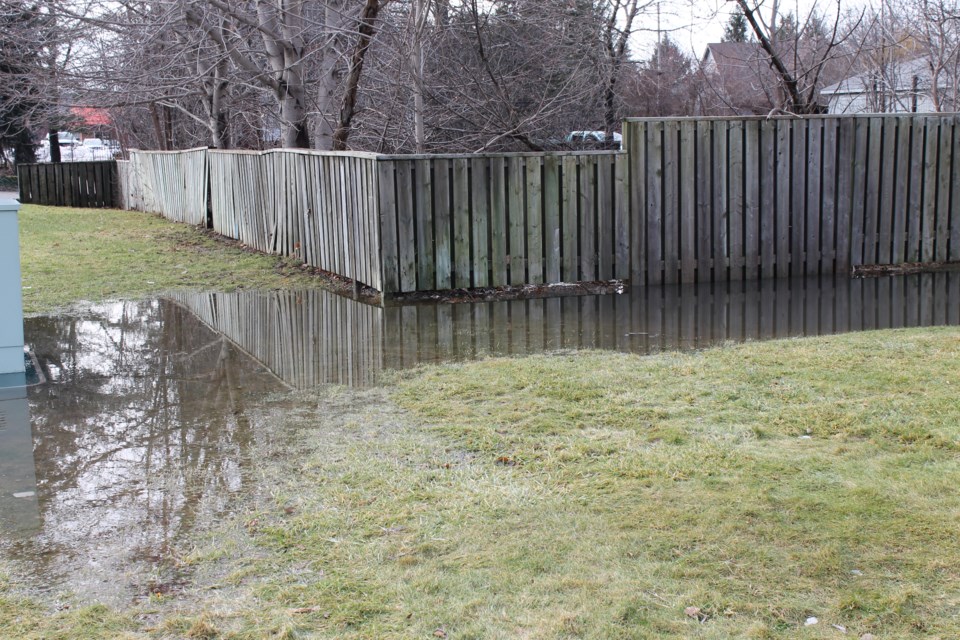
[80,138,115,160]
[565,131,623,148]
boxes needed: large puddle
[3,271,960,604]
[1,301,290,605]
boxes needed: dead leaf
[495,456,517,466]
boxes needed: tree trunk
[410,0,428,152]
[257,0,310,148]
[332,0,382,151]
[48,130,61,163]
[14,129,36,165]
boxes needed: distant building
[821,56,956,114]
[697,42,779,116]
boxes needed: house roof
[71,107,111,127]
[822,56,948,96]
[702,42,767,72]
[700,42,779,115]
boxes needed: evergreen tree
[723,7,750,43]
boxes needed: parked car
[564,131,622,150]
[57,132,80,147]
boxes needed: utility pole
[656,0,661,114]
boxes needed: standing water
[3,271,960,603]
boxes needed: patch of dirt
[386,280,627,306]
[853,260,960,277]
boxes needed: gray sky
[631,0,835,60]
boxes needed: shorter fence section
[377,151,628,294]
[17,161,117,208]
[118,149,208,225]
[209,149,382,291]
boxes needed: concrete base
[0,199,24,375]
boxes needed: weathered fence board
[18,161,117,208]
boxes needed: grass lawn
[5,204,960,638]
[18,205,329,314]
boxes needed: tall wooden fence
[624,115,960,285]
[17,161,117,208]
[208,149,382,291]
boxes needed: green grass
[8,204,960,637]
[3,329,946,639]
[18,205,329,313]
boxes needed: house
[697,42,780,116]
[821,56,956,114]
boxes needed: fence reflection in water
[173,271,960,389]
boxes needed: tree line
[2,0,960,163]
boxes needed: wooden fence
[376,151,629,293]
[17,161,117,208]
[111,114,960,299]
[623,114,960,285]
[208,149,382,291]
[117,149,208,225]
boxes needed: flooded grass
[5,328,956,638]
[18,205,327,314]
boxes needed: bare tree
[733,0,860,113]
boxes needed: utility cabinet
[0,199,24,375]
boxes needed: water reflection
[176,271,960,388]
[6,300,286,604]
[0,379,40,537]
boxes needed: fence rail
[91,114,960,300]
[17,161,117,208]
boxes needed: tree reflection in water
[5,300,287,605]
